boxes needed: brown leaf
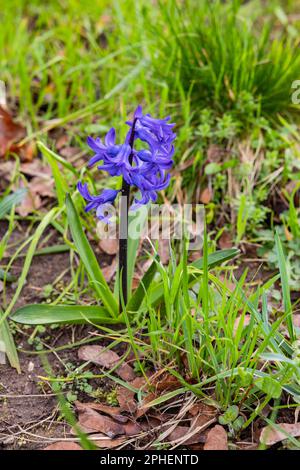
[207,144,223,163]
[75,401,128,424]
[99,238,118,255]
[60,146,81,158]
[158,239,170,265]
[56,134,69,150]
[102,259,117,283]
[0,106,26,157]
[189,402,217,418]
[166,425,206,445]
[123,421,143,436]
[29,175,55,198]
[16,190,42,217]
[136,372,181,417]
[44,441,82,451]
[77,406,125,438]
[20,160,52,177]
[117,386,137,414]
[71,423,101,435]
[130,376,147,390]
[78,345,136,381]
[219,230,232,250]
[151,371,181,393]
[200,187,213,204]
[260,423,300,446]
[89,434,126,449]
[203,425,228,450]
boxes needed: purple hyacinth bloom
[130,171,171,210]
[78,105,176,220]
[77,182,119,222]
[127,105,176,150]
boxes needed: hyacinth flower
[77,105,176,311]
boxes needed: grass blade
[275,230,294,341]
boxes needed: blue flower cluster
[77,105,176,221]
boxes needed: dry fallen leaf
[77,405,125,438]
[207,144,223,163]
[219,230,232,249]
[166,425,206,445]
[28,175,55,198]
[203,425,228,450]
[44,441,82,451]
[200,187,213,204]
[123,420,143,436]
[16,190,42,217]
[260,423,300,446]
[99,238,118,255]
[0,106,26,157]
[78,345,136,382]
[89,434,126,449]
[117,386,137,414]
[158,239,170,265]
[151,371,181,393]
[102,258,117,283]
[189,402,217,418]
[75,401,128,424]
[20,160,52,177]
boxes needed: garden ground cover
[1,0,300,451]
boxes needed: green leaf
[0,312,20,373]
[238,367,253,387]
[0,268,16,282]
[275,230,294,341]
[11,304,123,325]
[127,255,159,312]
[255,376,282,399]
[190,248,240,272]
[65,194,118,318]
[219,405,239,425]
[0,188,27,219]
[205,162,222,175]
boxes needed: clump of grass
[152,0,300,126]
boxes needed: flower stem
[119,118,136,312]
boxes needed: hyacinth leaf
[148,248,240,306]
[65,194,118,318]
[0,188,27,219]
[126,255,159,313]
[11,304,122,325]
